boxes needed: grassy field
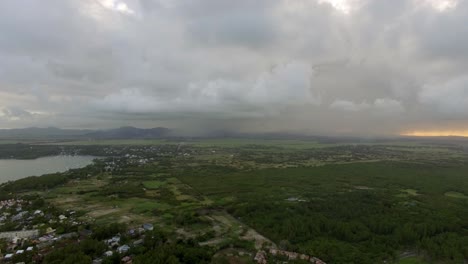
[444,191,468,199]
[142,180,166,189]
[186,138,331,148]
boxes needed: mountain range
[0,126,171,140]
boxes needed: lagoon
[0,155,96,184]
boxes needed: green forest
[177,162,468,263]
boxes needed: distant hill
[0,126,171,140]
[84,126,171,139]
[0,127,92,139]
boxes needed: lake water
[0,155,96,184]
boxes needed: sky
[0,0,467,136]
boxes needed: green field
[444,191,468,199]
[142,180,166,189]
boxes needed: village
[0,195,328,264]
[0,197,158,263]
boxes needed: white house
[117,245,130,254]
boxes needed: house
[34,210,43,216]
[58,232,78,240]
[254,250,267,264]
[26,246,34,251]
[4,253,13,260]
[12,237,20,245]
[16,249,25,254]
[310,257,327,264]
[117,244,130,254]
[142,223,153,231]
[107,236,121,247]
[133,239,144,246]
[122,256,132,264]
[11,211,28,221]
[39,235,53,242]
[104,251,113,257]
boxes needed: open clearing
[444,191,468,199]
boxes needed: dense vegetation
[177,162,468,263]
[40,228,213,264]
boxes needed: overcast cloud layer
[0,0,467,136]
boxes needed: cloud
[330,98,404,114]
[93,88,161,114]
[249,62,320,105]
[97,0,136,15]
[330,100,370,112]
[1,106,33,121]
[94,61,320,115]
[419,75,468,115]
[421,0,459,11]
[373,98,405,114]
[175,0,278,49]
[0,0,468,135]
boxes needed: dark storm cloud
[0,0,467,135]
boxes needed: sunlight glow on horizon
[402,130,468,137]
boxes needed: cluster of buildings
[1,246,34,262]
[90,223,154,264]
[0,199,86,263]
[0,199,35,231]
[254,249,327,264]
[0,199,26,209]
[1,218,156,263]
[270,248,327,264]
[103,156,155,172]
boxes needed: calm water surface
[0,155,96,183]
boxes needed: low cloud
[330,98,404,114]
[330,100,370,112]
[93,88,162,114]
[419,75,468,115]
[94,62,320,115]
[1,106,39,122]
